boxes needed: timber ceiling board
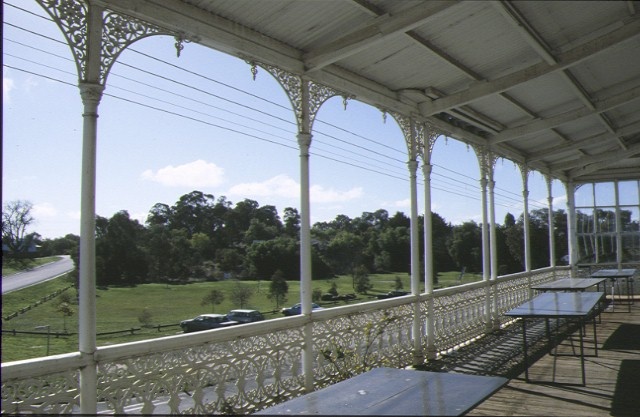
[102,0,640,183]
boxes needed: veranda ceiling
[100,0,640,184]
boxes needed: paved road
[2,255,74,294]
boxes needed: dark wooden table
[255,367,508,416]
[589,269,636,312]
[504,292,603,386]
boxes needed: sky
[2,1,567,240]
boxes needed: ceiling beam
[418,16,640,116]
[303,1,457,71]
[492,1,634,151]
[567,142,640,179]
[552,140,640,173]
[488,83,640,145]
[491,1,556,65]
[527,132,611,163]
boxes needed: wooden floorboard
[464,299,640,416]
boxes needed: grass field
[1,267,481,362]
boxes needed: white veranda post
[389,111,424,365]
[474,147,492,332]
[249,62,347,391]
[418,126,439,360]
[36,0,188,411]
[545,175,556,268]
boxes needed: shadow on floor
[611,360,640,416]
[415,319,577,379]
[603,324,640,350]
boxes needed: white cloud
[67,211,81,220]
[141,160,225,187]
[310,184,363,203]
[228,174,299,198]
[228,174,364,203]
[391,198,411,208]
[3,77,15,104]
[32,202,58,218]
[23,76,39,93]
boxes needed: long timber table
[504,292,603,386]
[589,269,636,312]
[255,367,508,416]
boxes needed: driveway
[2,255,74,294]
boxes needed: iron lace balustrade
[1,267,564,414]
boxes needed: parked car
[180,314,238,333]
[227,309,265,324]
[376,290,410,300]
[281,303,323,316]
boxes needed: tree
[57,302,74,333]
[268,269,289,308]
[394,275,404,290]
[353,265,372,294]
[283,207,300,236]
[245,237,298,280]
[2,200,37,256]
[429,212,456,275]
[230,281,253,309]
[95,211,148,285]
[39,234,79,257]
[323,231,365,274]
[447,221,482,272]
[201,289,225,312]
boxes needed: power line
[4,7,549,213]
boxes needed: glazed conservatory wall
[575,180,640,264]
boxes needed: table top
[254,367,508,416]
[531,278,607,291]
[504,292,603,318]
[589,268,636,278]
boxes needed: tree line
[16,190,572,287]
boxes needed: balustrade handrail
[1,267,568,414]
[1,352,84,381]
[1,267,566,379]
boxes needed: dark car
[281,303,323,316]
[376,290,410,300]
[180,314,238,333]
[227,309,265,324]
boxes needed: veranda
[2,1,639,415]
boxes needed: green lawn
[2,268,481,362]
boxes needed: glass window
[621,207,639,232]
[596,234,617,263]
[577,234,595,263]
[596,207,616,233]
[595,182,616,206]
[618,180,639,206]
[575,183,593,207]
[621,234,639,262]
[576,210,594,233]
[573,181,639,265]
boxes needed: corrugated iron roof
[104,0,640,183]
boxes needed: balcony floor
[419,298,639,416]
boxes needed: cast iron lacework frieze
[247,61,351,132]
[36,0,88,80]
[100,11,169,84]
[37,0,191,84]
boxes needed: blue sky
[3,2,565,240]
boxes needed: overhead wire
[3,4,550,213]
